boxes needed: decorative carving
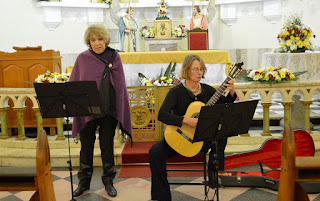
[131,105,151,128]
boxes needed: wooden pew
[277,124,320,201]
[0,130,56,201]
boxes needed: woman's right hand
[183,117,198,128]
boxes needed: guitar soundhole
[191,113,199,118]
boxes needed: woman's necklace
[184,81,200,93]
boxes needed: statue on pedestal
[119,7,138,52]
[190,0,216,30]
[110,0,138,52]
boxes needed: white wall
[0,0,319,69]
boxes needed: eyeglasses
[191,68,205,72]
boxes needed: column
[303,101,313,134]
[0,108,9,139]
[14,108,27,140]
[281,102,293,125]
[261,103,272,136]
[33,108,43,139]
[55,118,65,140]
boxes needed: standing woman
[149,54,237,201]
[190,5,208,30]
[119,7,138,52]
[70,24,132,198]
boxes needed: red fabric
[118,164,203,178]
[189,32,208,50]
[224,130,315,170]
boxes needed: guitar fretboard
[205,76,232,106]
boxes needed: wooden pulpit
[188,30,208,50]
[0,46,62,136]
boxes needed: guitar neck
[206,77,231,106]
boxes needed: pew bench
[0,130,56,201]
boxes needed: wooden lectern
[188,30,208,50]
[0,46,61,136]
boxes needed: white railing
[0,81,319,141]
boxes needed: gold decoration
[131,105,151,128]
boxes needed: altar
[119,50,231,86]
[261,51,320,82]
[144,38,187,52]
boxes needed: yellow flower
[307,34,312,39]
[289,74,295,79]
[303,30,308,35]
[263,74,269,81]
[284,31,290,36]
[296,37,300,40]
[291,30,295,34]
[268,66,275,71]
[256,69,264,73]
[290,35,295,40]
[279,71,286,78]
[146,81,153,86]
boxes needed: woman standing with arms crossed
[70,24,132,198]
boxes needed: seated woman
[149,54,237,201]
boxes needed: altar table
[261,51,320,82]
[119,50,231,86]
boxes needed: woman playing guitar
[149,54,237,201]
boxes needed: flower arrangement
[172,25,187,38]
[158,2,168,19]
[246,66,306,84]
[140,25,155,39]
[277,14,316,53]
[35,71,70,83]
[138,62,181,86]
[101,0,112,5]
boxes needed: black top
[90,47,117,116]
[158,83,237,127]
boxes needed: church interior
[1,0,320,200]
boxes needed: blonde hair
[180,54,207,79]
[126,7,134,14]
[84,24,110,47]
[194,5,201,13]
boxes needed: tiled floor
[1,166,320,201]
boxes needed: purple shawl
[70,49,132,138]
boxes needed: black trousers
[77,116,118,187]
[149,138,227,201]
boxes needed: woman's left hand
[224,80,235,97]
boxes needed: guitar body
[164,101,205,157]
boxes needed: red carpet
[121,142,204,164]
[119,142,205,178]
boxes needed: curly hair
[84,24,110,47]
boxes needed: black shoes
[105,181,117,197]
[73,185,90,197]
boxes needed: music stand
[34,81,103,201]
[194,100,258,201]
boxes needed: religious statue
[119,7,138,52]
[110,0,138,52]
[190,1,216,30]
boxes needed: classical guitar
[164,62,243,157]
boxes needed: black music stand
[194,100,258,201]
[34,81,103,201]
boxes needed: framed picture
[155,19,172,39]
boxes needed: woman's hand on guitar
[182,117,198,128]
[224,80,235,97]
